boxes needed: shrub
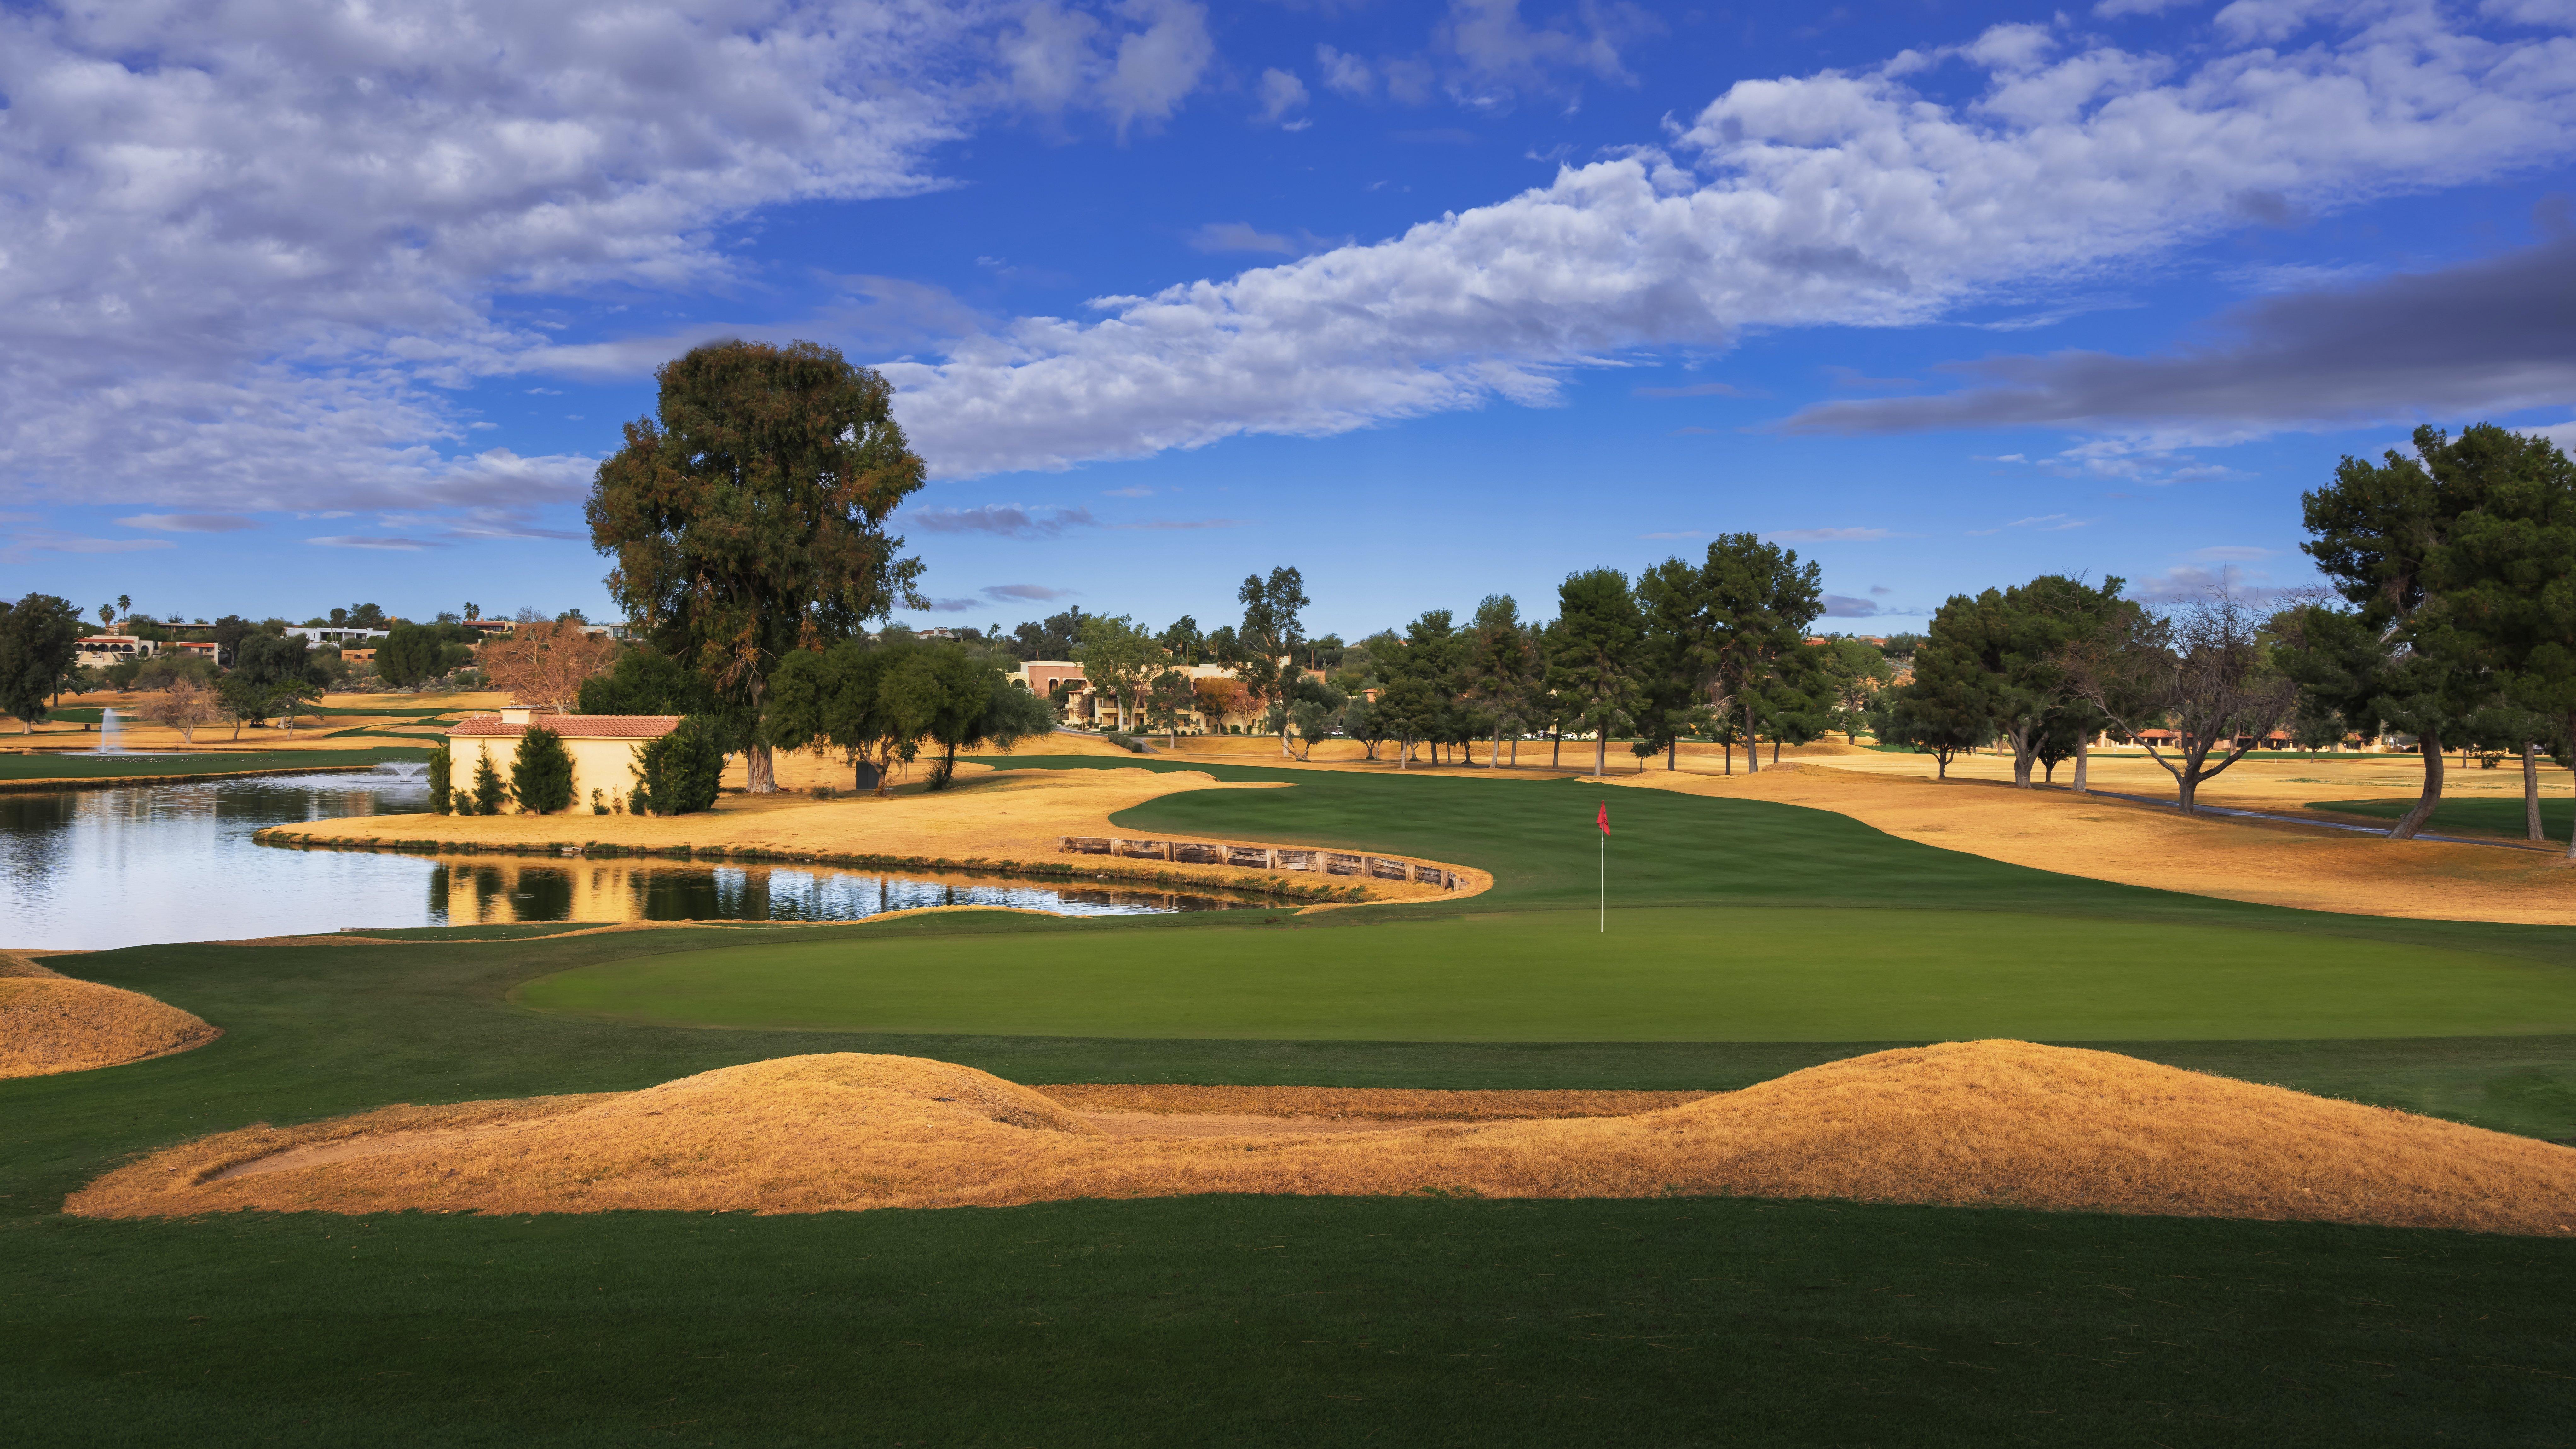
[630,714,725,815]
[510,725,575,814]
[426,750,451,815]
[470,750,509,815]
[590,788,609,815]
[1107,731,1144,753]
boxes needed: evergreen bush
[511,725,576,814]
[470,750,509,815]
[425,750,451,815]
[629,714,725,815]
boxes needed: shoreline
[251,827,1476,907]
[0,762,408,794]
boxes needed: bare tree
[2064,588,2293,815]
[478,621,616,712]
[141,678,219,745]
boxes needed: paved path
[2081,788,2547,853]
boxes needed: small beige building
[445,707,683,813]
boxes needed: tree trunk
[2387,733,2444,840]
[746,742,777,794]
[2071,735,2090,795]
[2010,727,2036,786]
[1743,698,1760,774]
[1772,737,1781,764]
[1593,729,1606,777]
[1667,738,1677,771]
[2176,768,2199,815]
[1551,729,1561,768]
[1723,742,1732,775]
[2525,742,2544,841]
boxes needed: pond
[1,768,1260,951]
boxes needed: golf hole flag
[1596,801,1609,932]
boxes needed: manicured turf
[9,759,2576,1441]
[2312,794,2573,842]
[519,904,2576,1041]
[0,743,430,781]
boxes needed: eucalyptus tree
[1234,566,1309,758]
[588,339,927,793]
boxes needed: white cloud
[1188,222,1298,254]
[909,503,1099,536]
[884,5,2576,476]
[1253,68,1312,130]
[0,0,1213,514]
[308,536,438,551]
[1316,44,1375,97]
[117,513,257,533]
[1766,527,1895,542]
[1438,0,1657,101]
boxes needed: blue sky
[5,0,2574,639]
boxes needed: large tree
[2425,423,2576,856]
[1547,569,1642,777]
[0,593,83,732]
[587,339,927,793]
[1918,575,2128,788]
[1075,615,1160,730]
[1461,595,1538,768]
[2288,425,2502,837]
[1233,566,1309,758]
[1700,534,1823,774]
[2070,589,2294,814]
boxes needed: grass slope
[519,905,2576,1041]
[8,760,2576,1440]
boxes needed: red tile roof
[447,714,683,739]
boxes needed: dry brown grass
[72,1042,2576,1236]
[0,950,67,978]
[1037,1084,1703,1121]
[0,977,220,1079]
[1618,763,2576,925]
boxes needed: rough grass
[77,1043,2576,1236]
[2311,794,2575,840]
[1038,1083,1703,1119]
[0,978,219,1079]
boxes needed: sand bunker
[71,1043,2576,1235]
[0,975,221,1079]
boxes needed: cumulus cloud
[1780,236,2576,446]
[885,6,2576,476]
[0,0,1212,514]
[1252,67,1312,129]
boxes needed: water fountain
[96,707,122,753]
[376,760,430,780]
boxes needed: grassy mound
[0,976,219,1079]
[75,1042,2576,1234]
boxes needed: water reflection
[425,857,1247,925]
[1,769,1253,951]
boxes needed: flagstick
[1598,827,1605,934]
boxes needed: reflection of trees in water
[423,855,1261,925]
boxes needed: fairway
[2313,794,2575,840]
[514,905,2576,1041]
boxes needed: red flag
[1597,801,1610,836]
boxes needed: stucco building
[445,708,684,812]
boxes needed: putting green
[513,906,2576,1042]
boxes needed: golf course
[7,754,2576,1445]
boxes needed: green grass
[519,905,2576,1041]
[2312,794,2572,841]
[8,759,2576,1441]
[0,743,430,781]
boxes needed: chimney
[500,706,534,725]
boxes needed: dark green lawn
[2312,794,2573,842]
[8,757,2575,1443]
[0,743,430,782]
